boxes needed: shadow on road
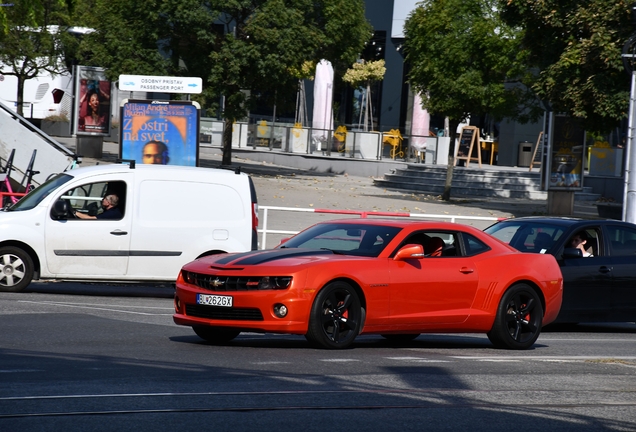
[24,281,175,298]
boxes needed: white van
[0,162,258,292]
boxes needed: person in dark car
[569,230,592,257]
[74,193,122,220]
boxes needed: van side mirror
[394,244,425,260]
[563,247,583,259]
[51,199,69,220]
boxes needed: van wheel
[0,246,34,292]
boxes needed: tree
[202,0,372,165]
[77,0,372,165]
[74,0,171,76]
[498,0,633,133]
[342,59,386,131]
[0,1,73,117]
[404,0,540,200]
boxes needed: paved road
[1,284,635,431]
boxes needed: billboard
[119,100,200,166]
[75,66,111,135]
[548,115,585,190]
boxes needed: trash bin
[518,141,533,167]
[77,136,104,159]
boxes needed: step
[374,178,548,200]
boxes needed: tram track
[3,388,636,419]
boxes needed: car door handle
[598,266,612,274]
[110,230,128,236]
[459,267,474,274]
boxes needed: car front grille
[185,304,264,321]
[184,272,289,292]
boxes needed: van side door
[44,175,132,277]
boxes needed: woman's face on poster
[89,93,100,112]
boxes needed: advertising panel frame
[74,66,111,136]
[548,115,586,191]
[119,99,200,167]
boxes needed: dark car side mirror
[563,247,583,259]
[50,199,69,220]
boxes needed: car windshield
[4,173,73,212]
[484,221,566,254]
[279,222,402,257]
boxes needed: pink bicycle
[1,149,39,207]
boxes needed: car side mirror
[51,199,69,220]
[394,244,425,260]
[563,247,583,259]
[276,238,290,247]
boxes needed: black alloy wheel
[487,283,543,350]
[306,281,363,349]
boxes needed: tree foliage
[342,59,386,87]
[498,0,633,133]
[76,0,371,165]
[0,1,74,116]
[404,0,539,200]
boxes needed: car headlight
[258,276,292,290]
[182,270,197,285]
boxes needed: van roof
[65,163,251,179]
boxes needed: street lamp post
[621,5,636,222]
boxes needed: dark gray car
[485,217,636,323]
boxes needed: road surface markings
[17,300,173,316]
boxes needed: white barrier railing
[257,205,503,250]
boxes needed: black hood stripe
[214,251,262,265]
[216,249,333,266]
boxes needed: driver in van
[74,193,122,220]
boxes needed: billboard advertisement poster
[119,100,200,166]
[75,66,111,136]
[548,115,585,190]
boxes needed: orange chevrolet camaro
[173,219,563,350]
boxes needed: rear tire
[193,326,240,344]
[306,281,363,349]
[0,246,34,292]
[487,283,543,350]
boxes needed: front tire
[0,246,34,292]
[306,281,363,349]
[487,283,543,350]
[193,326,240,344]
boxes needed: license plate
[196,293,233,307]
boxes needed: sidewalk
[55,137,600,221]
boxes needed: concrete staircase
[373,164,601,201]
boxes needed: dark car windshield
[485,221,566,254]
[4,173,73,212]
[279,222,402,257]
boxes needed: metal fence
[199,118,447,164]
[257,205,503,249]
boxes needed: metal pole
[623,71,636,222]
[544,111,554,192]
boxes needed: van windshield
[5,173,73,212]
